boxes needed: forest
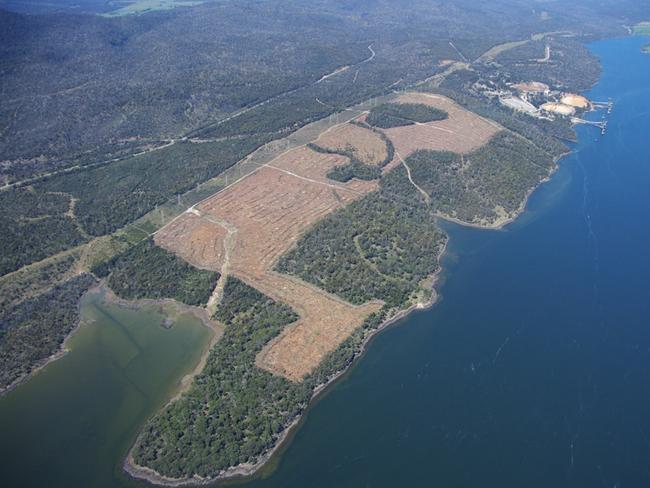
[0,273,97,392]
[38,136,271,236]
[365,102,448,128]
[494,38,602,94]
[2,0,636,181]
[98,238,219,306]
[327,160,382,182]
[0,188,87,276]
[277,183,446,308]
[381,131,554,223]
[0,254,78,316]
[132,277,310,477]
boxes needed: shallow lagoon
[0,289,212,488]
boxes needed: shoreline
[123,144,570,487]
[435,149,571,232]
[0,278,101,398]
[0,326,78,398]
[96,285,225,407]
[97,285,223,335]
[123,237,451,487]
[0,276,227,400]
[1,143,572,483]
[0,280,222,398]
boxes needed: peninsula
[0,1,643,485]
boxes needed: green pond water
[0,289,212,488]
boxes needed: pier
[571,117,608,135]
[571,99,613,134]
[592,100,614,114]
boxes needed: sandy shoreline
[97,285,223,335]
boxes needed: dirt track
[157,145,381,380]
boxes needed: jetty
[591,100,614,114]
[571,117,608,135]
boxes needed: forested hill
[1,0,646,182]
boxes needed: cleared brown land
[252,271,380,382]
[267,146,347,183]
[157,150,380,380]
[513,81,549,93]
[157,95,501,381]
[267,145,379,193]
[199,165,380,380]
[313,122,388,166]
[382,92,500,156]
[197,165,372,273]
[154,213,227,271]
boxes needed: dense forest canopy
[0,0,645,173]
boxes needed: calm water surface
[1,36,649,488]
[0,290,212,488]
[241,35,650,488]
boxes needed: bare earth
[154,213,227,271]
[382,92,500,156]
[266,145,379,192]
[157,146,382,381]
[156,92,504,382]
[314,122,388,165]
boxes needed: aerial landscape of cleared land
[2,0,650,485]
[120,89,560,483]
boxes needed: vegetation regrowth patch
[366,102,448,128]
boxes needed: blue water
[240,36,650,488]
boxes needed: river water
[1,35,649,488]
